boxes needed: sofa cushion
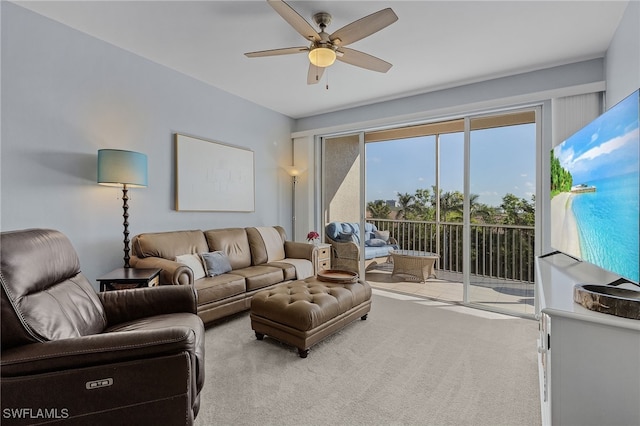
[374,230,390,242]
[266,262,297,281]
[365,238,387,247]
[246,226,286,265]
[194,274,246,303]
[230,265,284,291]
[204,228,252,270]
[175,254,206,280]
[134,230,208,260]
[326,222,378,244]
[364,222,377,241]
[200,251,232,277]
[364,245,397,260]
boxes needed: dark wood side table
[97,268,161,292]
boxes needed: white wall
[294,59,606,135]
[1,3,295,286]
[605,0,640,107]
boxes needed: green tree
[408,188,434,220]
[550,150,572,196]
[501,193,535,226]
[396,192,415,220]
[440,190,464,222]
[469,194,496,223]
[367,200,391,219]
[471,202,499,223]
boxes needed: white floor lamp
[284,165,306,241]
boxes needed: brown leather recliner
[0,229,205,425]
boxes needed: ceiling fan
[244,0,398,85]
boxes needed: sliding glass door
[319,108,539,316]
[467,110,538,315]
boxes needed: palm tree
[471,203,498,223]
[395,192,414,220]
[411,188,434,220]
[367,200,391,219]
[440,191,464,222]
[468,193,496,223]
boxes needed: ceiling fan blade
[337,47,392,73]
[245,46,308,58]
[268,0,320,42]
[330,8,398,46]
[307,63,325,85]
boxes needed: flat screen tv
[550,89,639,284]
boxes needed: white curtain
[551,92,603,148]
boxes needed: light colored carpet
[195,289,541,426]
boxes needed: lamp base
[122,185,131,268]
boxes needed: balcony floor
[364,262,536,317]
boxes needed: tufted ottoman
[250,276,372,358]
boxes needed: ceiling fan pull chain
[326,68,329,90]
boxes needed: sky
[366,123,537,207]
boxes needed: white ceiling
[15,1,629,119]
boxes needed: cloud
[578,128,637,160]
[566,127,638,169]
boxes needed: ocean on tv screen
[550,89,639,283]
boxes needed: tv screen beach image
[550,90,639,283]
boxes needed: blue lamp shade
[97,149,148,188]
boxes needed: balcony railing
[368,218,535,283]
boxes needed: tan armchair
[1,229,205,424]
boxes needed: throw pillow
[365,238,387,247]
[200,251,232,277]
[374,230,390,242]
[175,253,206,280]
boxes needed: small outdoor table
[389,250,439,283]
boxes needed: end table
[97,268,161,292]
[315,243,332,273]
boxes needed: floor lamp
[98,149,148,268]
[284,165,306,241]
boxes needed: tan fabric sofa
[130,226,317,325]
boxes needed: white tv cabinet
[535,254,640,426]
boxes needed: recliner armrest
[98,285,197,326]
[1,322,198,377]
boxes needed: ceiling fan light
[308,47,336,67]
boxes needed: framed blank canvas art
[175,133,255,212]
